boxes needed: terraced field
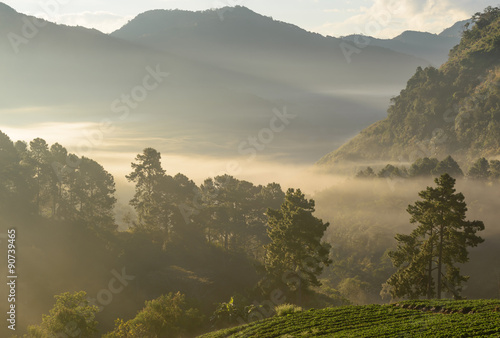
[199,300,500,337]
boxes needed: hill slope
[342,20,470,67]
[200,299,500,337]
[111,6,429,90]
[318,7,500,171]
[0,3,430,163]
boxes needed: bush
[274,303,303,316]
[28,291,99,338]
[103,292,203,338]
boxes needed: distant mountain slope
[317,7,500,170]
[440,19,472,37]
[342,20,470,66]
[1,4,432,163]
[0,4,171,108]
[111,6,429,90]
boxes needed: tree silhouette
[265,188,331,292]
[432,156,463,177]
[467,157,490,180]
[126,148,174,240]
[386,174,484,299]
[28,291,99,337]
[72,157,117,231]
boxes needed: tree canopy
[265,188,331,292]
[28,291,99,337]
[386,174,484,300]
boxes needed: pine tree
[432,156,463,177]
[264,188,331,291]
[126,148,170,235]
[386,174,484,299]
[467,157,490,180]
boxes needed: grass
[199,299,500,337]
[274,304,304,317]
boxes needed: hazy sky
[4,0,498,38]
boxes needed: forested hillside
[0,130,339,337]
[318,7,500,171]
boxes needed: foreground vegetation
[200,299,500,337]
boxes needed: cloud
[317,0,471,38]
[31,11,134,33]
[323,9,341,13]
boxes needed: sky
[3,0,499,38]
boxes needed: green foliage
[319,6,500,167]
[198,175,284,254]
[0,132,118,231]
[355,166,376,178]
[126,148,171,236]
[386,174,485,300]
[210,297,242,329]
[28,291,99,338]
[200,300,500,338]
[353,156,500,182]
[104,292,203,338]
[467,157,491,180]
[0,131,30,214]
[265,188,332,291]
[127,151,286,257]
[72,157,117,230]
[377,164,406,178]
[432,156,464,177]
[274,303,303,317]
[337,277,371,305]
[210,296,261,329]
[409,157,438,177]
[490,159,500,179]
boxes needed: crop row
[200,300,500,337]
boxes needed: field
[199,300,500,337]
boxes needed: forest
[319,6,500,167]
[1,129,499,337]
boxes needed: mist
[1,3,499,337]
[313,177,500,303]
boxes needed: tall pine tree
[264,188,331,292]
[386,174,484,299]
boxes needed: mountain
[342,20,471,67]
[1,4,430,165]
[317,7,500,171]
[439,19,472,37]
[111,6,428,90]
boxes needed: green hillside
[318,7,500,171]
[200,300,500,337]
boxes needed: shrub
[274,303,303,316]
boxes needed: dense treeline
[0,130,336,337]
[356,155,500,181]
[0,131,116,232]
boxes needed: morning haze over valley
[1,1,500,337]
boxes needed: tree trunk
[36,172,40,215]
[427,230,433,299]
[437,224,444,299]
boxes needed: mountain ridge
[1,3,434,163]
[341,20,471,66]
[318,7,500,171]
